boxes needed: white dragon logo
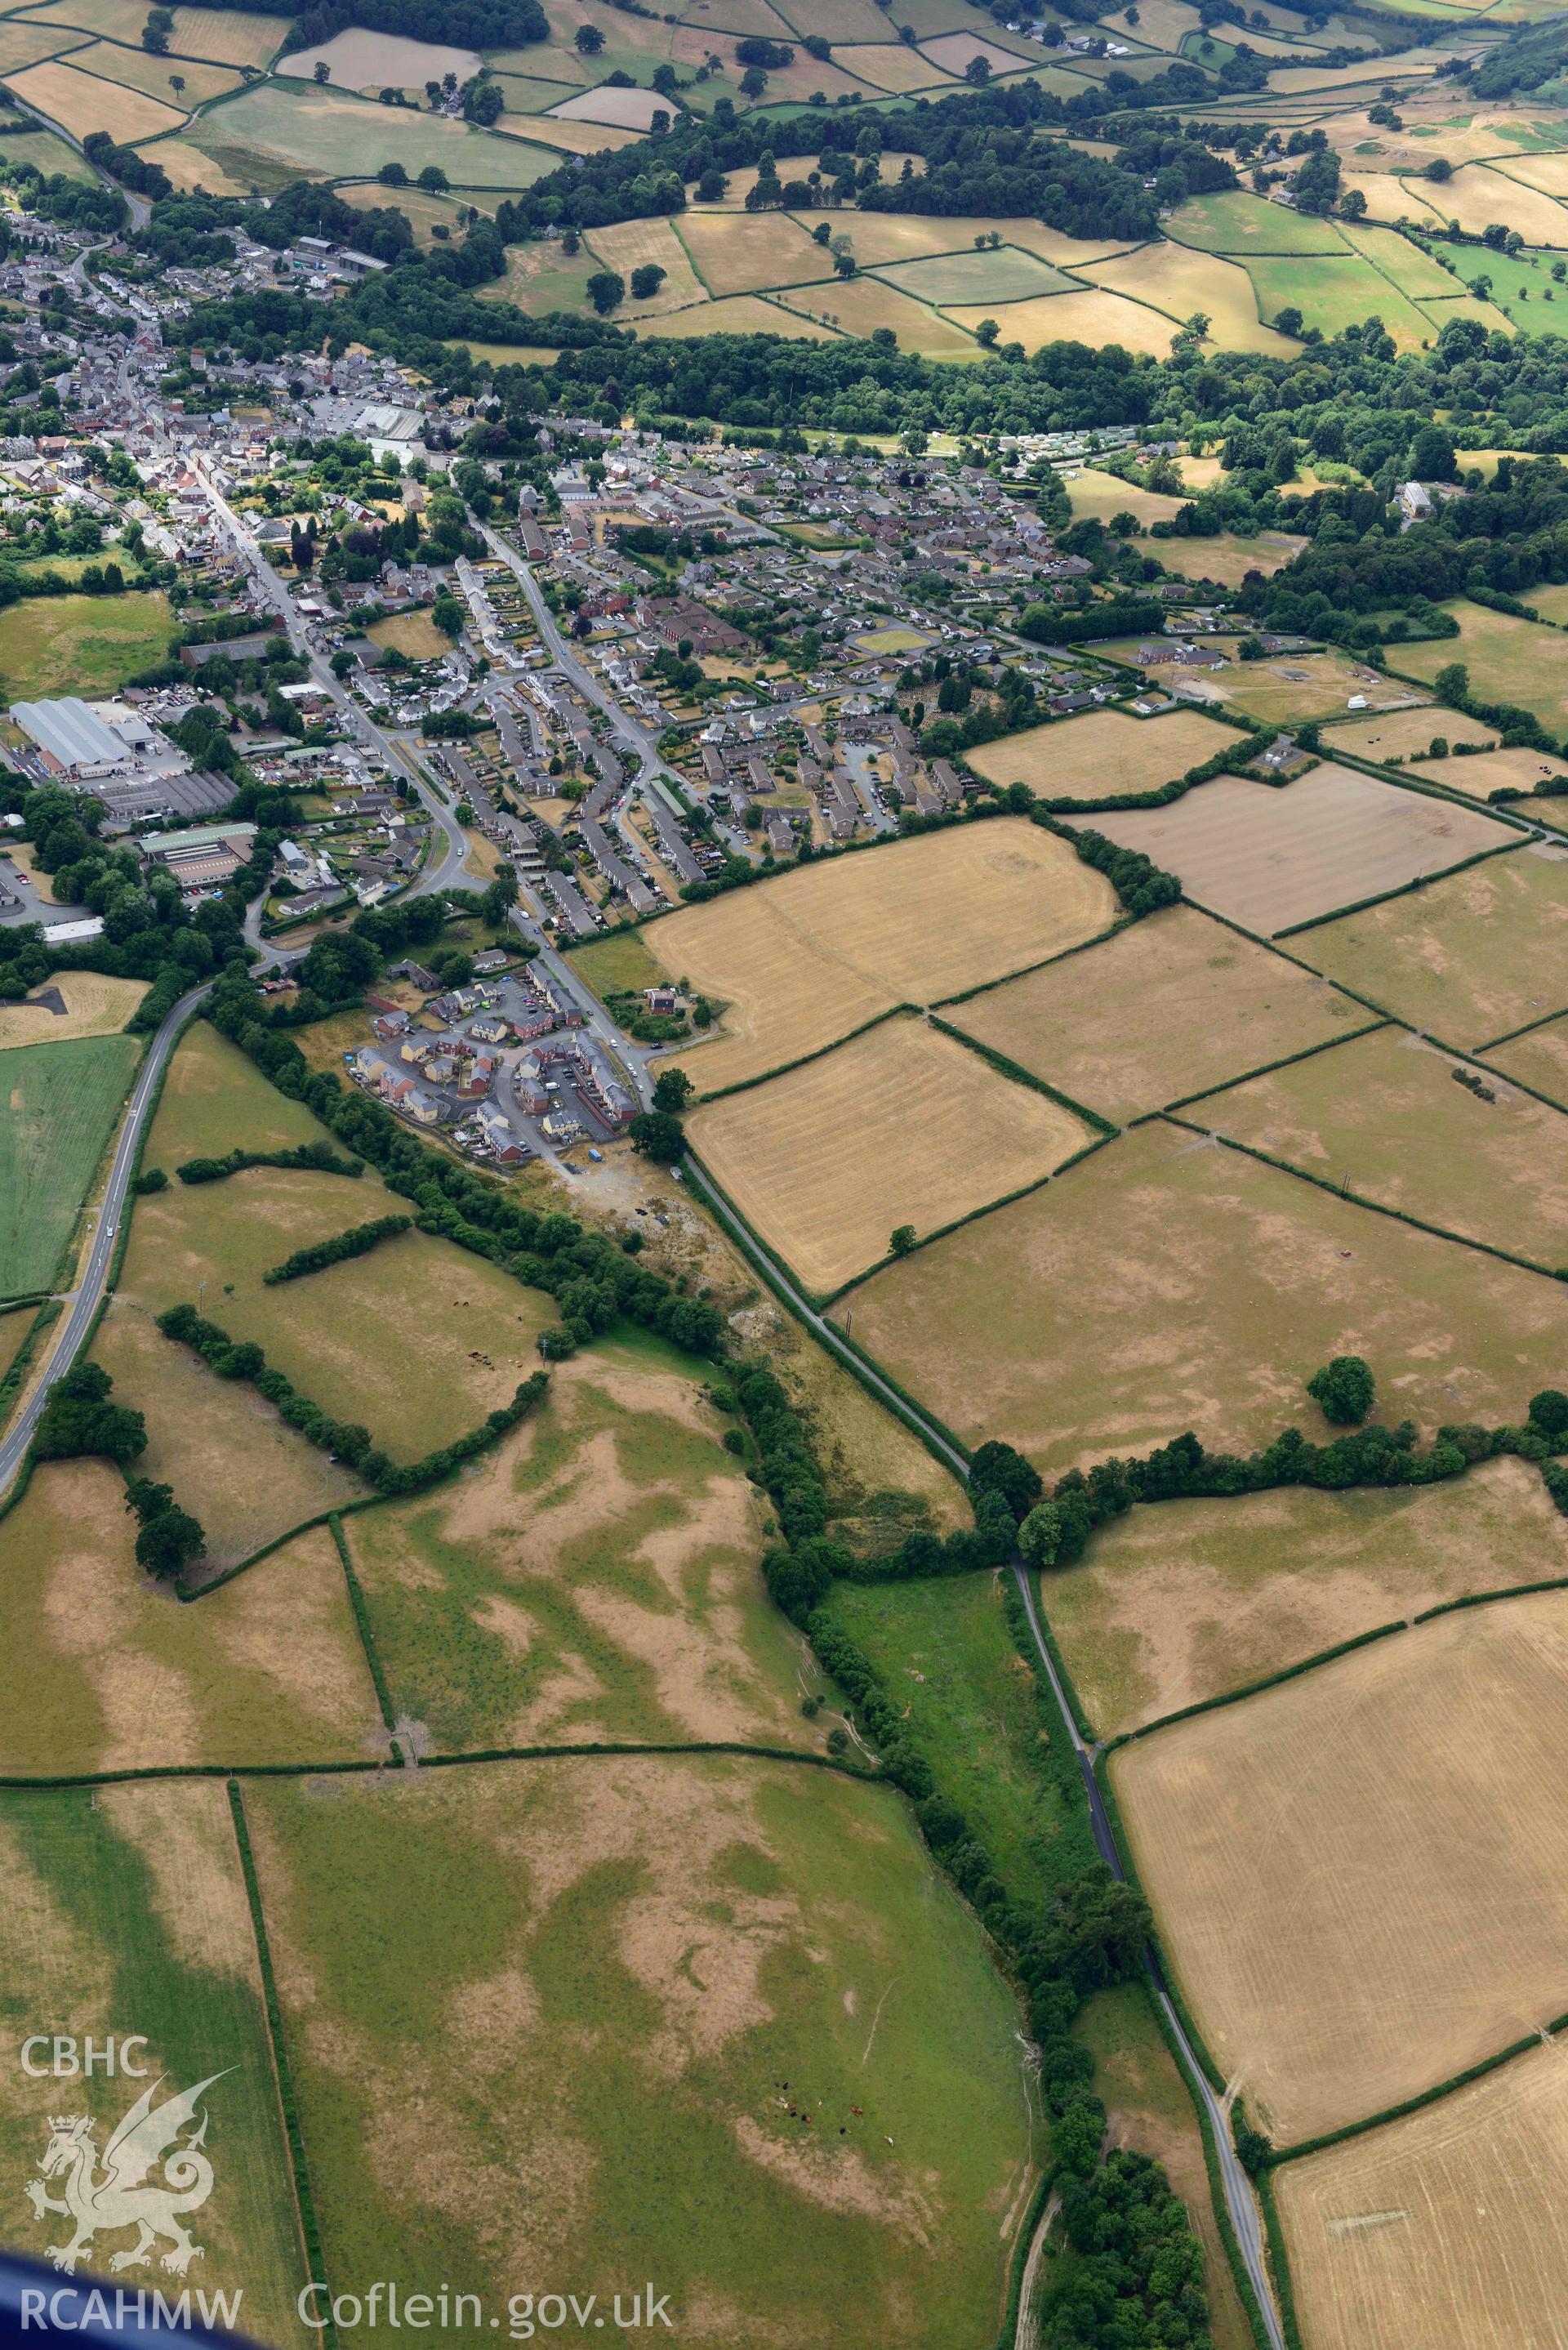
[24,2072,230,2278]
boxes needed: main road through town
[194,462,470,894]
[678,1158,1287,2350]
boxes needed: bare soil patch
[1111,1589,1568,2142]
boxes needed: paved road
[679,1157,1285,2350]
[195,466,470,895]
[0,983,210,1496]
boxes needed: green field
[119,1166,559,1462]
[565,925,675,998]
[141,1021,329,1168]
[1244,252,1435,345]
[245,1751,1037,2348]
[172,78,559,189]
[0,1032,138,1295]
[0,591,172,701]
[345,1333,817,1753]
[822,1569,1085,1910]
[1388,600,1568,734]
[1167,188,1351,253]
[0,1779,307,2339]
[872,244,1073,305]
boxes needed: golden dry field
[677,207,835,296]
[91,1294,365,1570]
[950,288,1180,356]
[584,214,707,313]
[16,0,289,62]
[1277,2035,1568,2350]
[0,970,145,1048]
[1048,1455,1566,1737]
[948,903,1366,1123]
[1423,747,1568,799]
[69,34,239,98]
[688,1015,1094,1293]
[1297,845,1568,1046]
[0,1457,380,1774]
[777,275,984,358]
[841,1119,1568,1474]
[1321,706,1481,764]
[964,705,1241,800]
[656,818,1116,1091]
[1111,1590,1568,2143]
[1199,1022,1568,1267]
[6,53,182,135]
[1151,530,1307,585]
[1080,240,1296,355]
[1085,766,1517,935]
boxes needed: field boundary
[0,1737,894,1794]
[1098,1565,1568,1755]
[925,1010,1119,1135]
[1267,2008,1568,2169]
[327,1511,404,1766]
[226,1778,339,2350]
[1129,1016,1389,1125]
[1269,836,1527,941]
[1254,2171,1304,2350]
[688,1000,907,1104]
[928,917,1131,1010]
[1160,1111,1568,1282]
[675,1153,973,1478]
[1475,1001,1568,1054]
[815,1131,1120,1306]
[0,1296,60,1442]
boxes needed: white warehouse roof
[12,696,131,772]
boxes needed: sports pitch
[1112,1589,1568,2143]
[688,1014,1094,1294]
[1047,1454,1566,1737]
[947,903,1365,1125]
